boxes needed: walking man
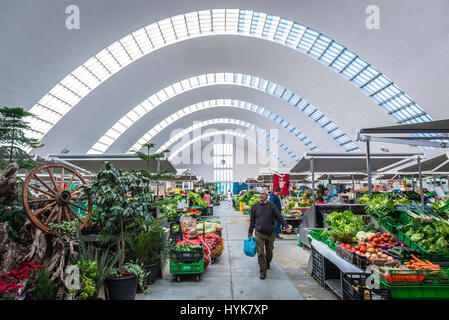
[248,189,291,279]
[269,187,283,240]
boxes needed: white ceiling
[2,0,449,178]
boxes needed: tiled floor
[137,201,337,300]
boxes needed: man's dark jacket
[249,201,288,235]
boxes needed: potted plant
[85,161,150,300]
[127,217,170,285]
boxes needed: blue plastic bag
[244,236,256,257]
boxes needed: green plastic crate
[376,212,401,234]
[377,278,449,299]
[327,238,336,251]
[169,260,204,274]
[310,229,324,241]
[243,209,250,215]
[397,230,449,262]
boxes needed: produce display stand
[310,239,366,299]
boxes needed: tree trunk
[0,162,19,205]
[1,219,79,300]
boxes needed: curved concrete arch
[88,72,357,154]
[167,130,288,168]
[124,99,320,155]
[27,8,432,147]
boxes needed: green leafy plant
[48,220,81,241]
[127,217,170,271]
[73,236,118,299]
[27,267,56,300]
[0,107,41,169]
[0,205,27,241]
[84,161,151,270]
[109,262,148,293]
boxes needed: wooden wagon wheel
[22,163,92,234]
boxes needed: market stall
[307,192,449,300]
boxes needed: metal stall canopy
[290,152,422,202]
[47,154,177,175]
[357,119,449,148]
[291,153,419,174]
[399,152,449,174]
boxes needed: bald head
[259,189,268,203]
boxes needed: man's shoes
[267,263,270,270]
[276,236,283,240]
[260,272,266,280]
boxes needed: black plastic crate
[342,272,390,300]
[353,253,370,270]
[311,247,340,287]
[171,246,204,262]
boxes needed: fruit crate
[342,272,390,300]
[397,230,449,262]
[171,246,204,263]
[310,229,324,241]
[311,246,340,288]
[375,277,449,299]
[169,259,204,274]
[375,212,401,234]
[386,268,449,286]
[336,245,355,264]
[326,238,336,251]
[353,253,370,270]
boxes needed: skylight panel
[107,42,132,67]
[184,12,200,36]
[198,10,213,34]
[83,57,111,81]
[145,23,165,48]
[297,29,319,53]
[171,15,189,39]
[309,34,331,59]
[120,34,143,60]
[250,11,266,35]
[71,67,100,90]
[262,15,280,39]
[237,9,252,33]
[285,23,306,48]
[132,28,153,53]
[273,18,293,43]
[212,9,226,33]
[158,18,177,44]
[95,50,121,74]
[320,42,344,64]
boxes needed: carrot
[410,254,424,263]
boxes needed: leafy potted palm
[127,217,170,286]
[85,161,150,300]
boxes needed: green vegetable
[330,232,357,244]
[362,222,377,233]
[322,210,364,238]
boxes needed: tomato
[359,242,367,247]
[373,238,379,243]
[354,246,360,250]
[377,232,382,236]
[360,247,366,253]
[379,241,384,244]
[369,235,376,241]
[345,244,352,250]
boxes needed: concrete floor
[137,201,337,300]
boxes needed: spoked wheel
[22,163,92,234]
